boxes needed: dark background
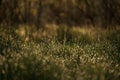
[0,0,120,28]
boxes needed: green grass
[0,25,120,80]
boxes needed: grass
[0,24,120,80]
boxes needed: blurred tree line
[0,0,120,28]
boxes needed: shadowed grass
[0,25,120,80]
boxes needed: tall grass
[0,25,120,80]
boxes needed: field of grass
[0,24,120,80]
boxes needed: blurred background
[0,0,120,28]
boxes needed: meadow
[0,24,120,80]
